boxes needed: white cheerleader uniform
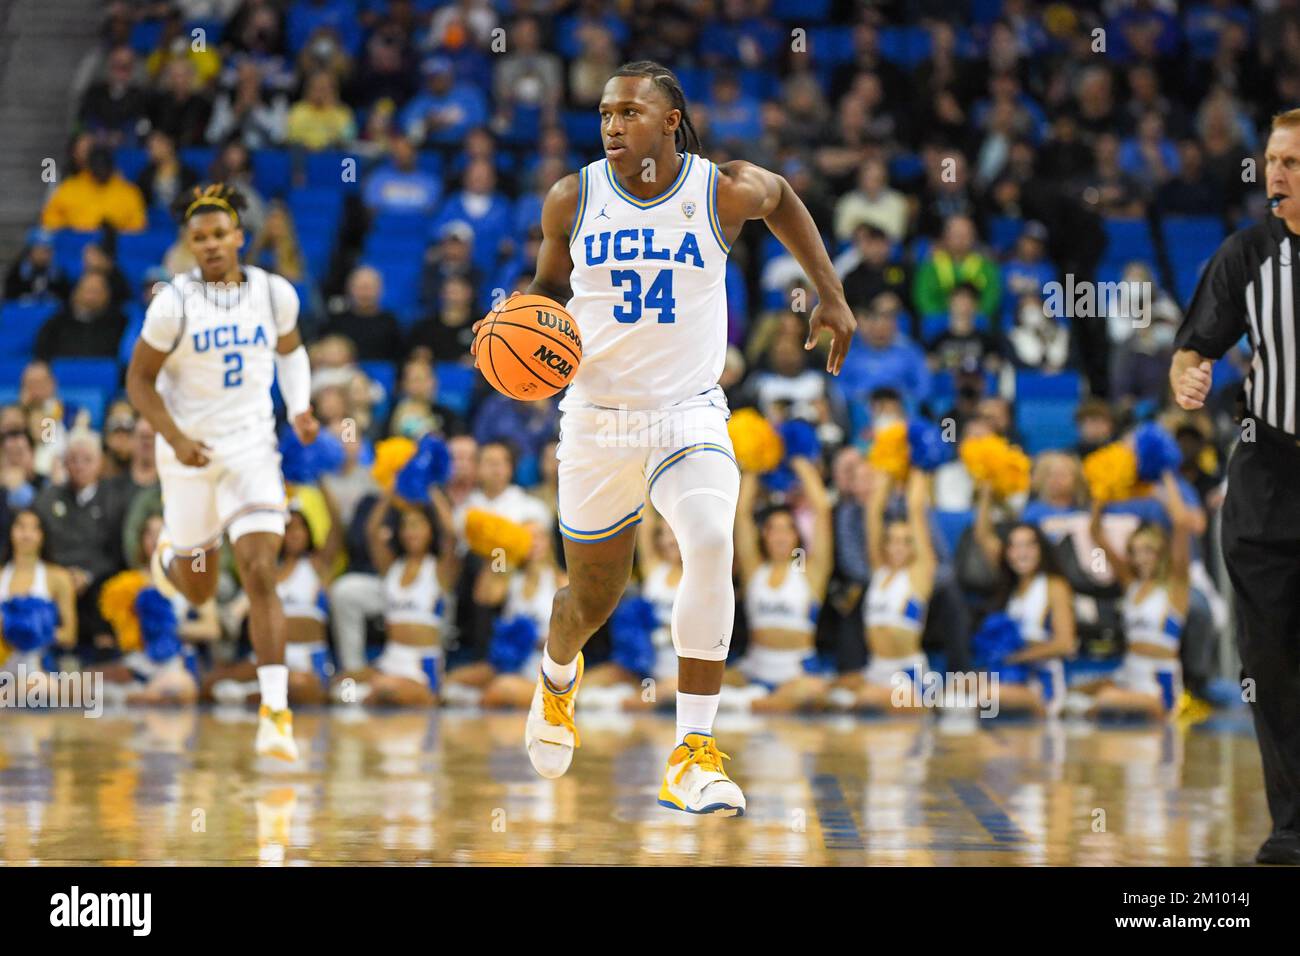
[738,563,820,690]
[1117,582,1183,712]
[375,555,445,689]
[862,566,929,688]
[1006,573,1065,715]
[278,557,333,684]
[505,565,557,677]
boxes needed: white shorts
[1115,653,1182,712]
[374,642,441,689]
[157,431,288,552]
[555,385,737,542]
[285,640,334,685]
[737,645,818,690]
[863,652,928,688]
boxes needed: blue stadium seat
[115,147,149,182]
[118,306,145,367]
[52,229,102,280]
[1173,260,1208,308]
[887,153,924,184]
[1016,369,1081,401]
[253,149,294,198]
[185,18,225,46]
[436,362,476,417]
[989,216,1024,253]
[809,27,856,65]
[675,67,708,102]
[361,260,421,316]
[360,360,397,405]
[1017,402,1078,454]
[305,150,361,191]
[0,358,29,387]
[562,110,600,146]
[772,0,830,21]
[179,146,217,177]
[51,358,120,395]
[0,302,57,359]
[1101,217,1155,267]
[129,19,164,53]
[1159,215,1225,249]
[62,387,107,430]
[933,509,974,558]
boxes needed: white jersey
[141,264,299,459]
[565,152,731,410]
[1007,573,1052,643]
[745,562,818,636]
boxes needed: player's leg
[648,447,746,815]
[152,466,222,605]
[524,428,643,778]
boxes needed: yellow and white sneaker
[255,705,299,762]
[149,532,181,600]
[524,653,583,779]
[657,733,746,816]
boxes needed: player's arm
[274,297,319,445]
[126,339,211,468]
[1171,237,1248,409]
[470,173,580,360]
[714,161,855,374]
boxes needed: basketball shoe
[657,733,746,816]
[256,705,299,761]
[525,652,583,778]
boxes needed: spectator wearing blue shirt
[472,392,560,483]
[1001,220,1056,327]
[706,71,762,147]
[836,291,931,440]
[432,159,514,277]
[400,56,488,147]
[1119,112,1181,195]
[363,134,442,217]
[287,0,362,57]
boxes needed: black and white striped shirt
[1175,215,1300,434]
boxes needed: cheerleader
[828,467,937,711]
[334,488,457,707]
[0,509,76,694]
[1085,471,1190,718]
[582,505,680,710]
[728,456,833,713]
[973,479,1077,716]
[205,486,344,707]
[442,521,565,707]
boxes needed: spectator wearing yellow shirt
[40,146,146,233]
[143,9,222,86]
[286,71,356,151]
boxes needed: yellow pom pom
[867,421,910,482]
[1083,442,1138,503]
[371,437,418,492]
[98,569,149,653]
[726,408,784,473]
[959,434,1031,498]
[464,509,534,566]
[993,446,1031,497]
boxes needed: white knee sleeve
[649,451,739,662]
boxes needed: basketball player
[125,183,317,760]
[472,62,855,815]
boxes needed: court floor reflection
[0,707,1270,865]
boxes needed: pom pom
[959,434,1031,498]
[487,615,540,673]
[371,436,418,492]
[279,425,345,485]
[609,595,658,678]
[1083,442,1138,503]
[1134,422,1181,482]
[727,408,783,473]
[908,417,954,472]
[971,611,1026,680]
[395,434,451,504]
[779,419,820,461]
[0,596,59,653]
[98,569,149,653]
[464,509,533,566]
[867,421,909,482]
[135,587,181,663]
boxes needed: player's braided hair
[172,182,249,226]
[610,60,702,154]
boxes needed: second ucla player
[473,61,855,815]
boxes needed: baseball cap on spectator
[422,56,453,77]
[441,220,474,242]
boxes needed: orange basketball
[475,294,583,400]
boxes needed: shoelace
[542,687,580,748]
[673,739,730,785]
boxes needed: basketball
[475,294,583,400]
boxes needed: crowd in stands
[1,0,1281,716]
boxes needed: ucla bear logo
[682,201,696,219]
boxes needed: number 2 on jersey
[223,352,243,388]
[611,269,675,324]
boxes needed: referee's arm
[1170,236,1250,410]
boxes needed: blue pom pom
[972,612,1025,674]
[1135,422,1181,482]
[609,595,657,678]
[760,464,797,493]
[135,587,181,663]
[779,419,820,462]
[0,596,58,652]
[395,434,451,503]
[280,426,346,484]
[487,616,539,673]
[907,417,955,472]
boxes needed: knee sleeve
[650,451,739,662]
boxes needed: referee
[1171,109,1300,865]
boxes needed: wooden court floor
[0,707,1272,865]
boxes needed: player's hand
[172,434,212,467]
[470,291,522,367]
[292,410,320,445]
[1173,359,1213,410]
[806,293,856,375]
